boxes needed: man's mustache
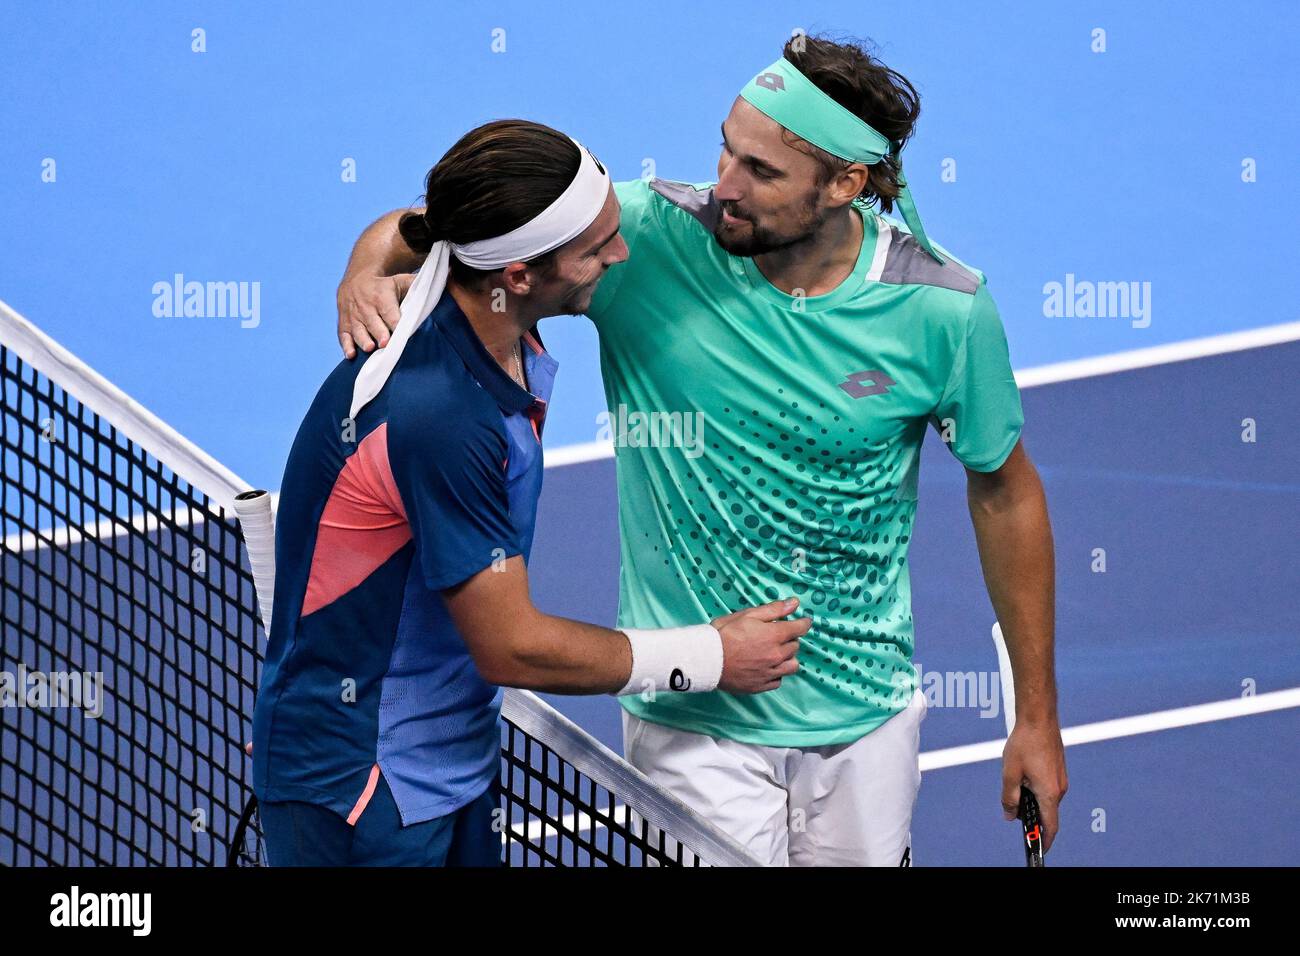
[720,201,752,222]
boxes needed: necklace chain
[510,340,525,389]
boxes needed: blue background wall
[2,1,1295,488]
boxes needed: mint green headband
[739,57,944,265]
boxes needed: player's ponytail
[399,120,581,285]
[397,209,438,256]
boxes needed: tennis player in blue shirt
[251,119,808,866]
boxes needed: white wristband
[615,624,724,697]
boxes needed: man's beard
[712,190,826,258]
[558,277,600,315]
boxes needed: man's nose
[715,160,743,203]
[608,233,630,265]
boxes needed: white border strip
[864,213,893,282]
[1014,320,1300,389]
[544,438,613,468]
[541,320,1300,470]
[0,299,252,511]
[920,686,1300,772]
[503,800,632,845]
[3,503,211,554]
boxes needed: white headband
[349,136,610,420]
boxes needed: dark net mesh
[2,342,730,867]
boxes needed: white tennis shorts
[622,688,927,866]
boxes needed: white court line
[504,688,1300,841]
[4,491,282,555]
[540,319,1300,469]
[502,802,633,844]
[1013,320,1300,388]
[920,686,1300,772]
[545,438,614,468]
[2,503,210,554]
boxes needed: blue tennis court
[527,332,1300,865]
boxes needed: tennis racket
[227,796,266,867]
[991,622,1045,867]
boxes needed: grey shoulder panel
[648,179,720,232]
[644,184,981,295]
[877,219,981,295]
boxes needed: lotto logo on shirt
[837,369,896,399]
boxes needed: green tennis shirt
[588,178,1023,746]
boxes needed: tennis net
[0,300,757,868]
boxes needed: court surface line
[510,688,1300,841]
[543,319,1300,468]
[919,686,1300,771]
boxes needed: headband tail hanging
[891,157,945,266]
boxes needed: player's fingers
[1037,779,1066,849]
[391,272,416,305]
[339,331,357,361]
[713,597,801,633]
[1037,795,1060,852]
[772,628,804,661]
[743,597,801,622]
[1000,772,1022,822]
[778,616,813,640]
[376,300,401,341]
[348,315,378,353]
[362,310,391,349]
[1042,823,1058,853]
[772,657,799,677]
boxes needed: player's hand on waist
[712,597,809,695]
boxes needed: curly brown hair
[780,33,922,213]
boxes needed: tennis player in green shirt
[334,34,1067,866]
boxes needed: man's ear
[829,164,870,208]
[499,262,534,296]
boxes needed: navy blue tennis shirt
[252,290,557,826]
